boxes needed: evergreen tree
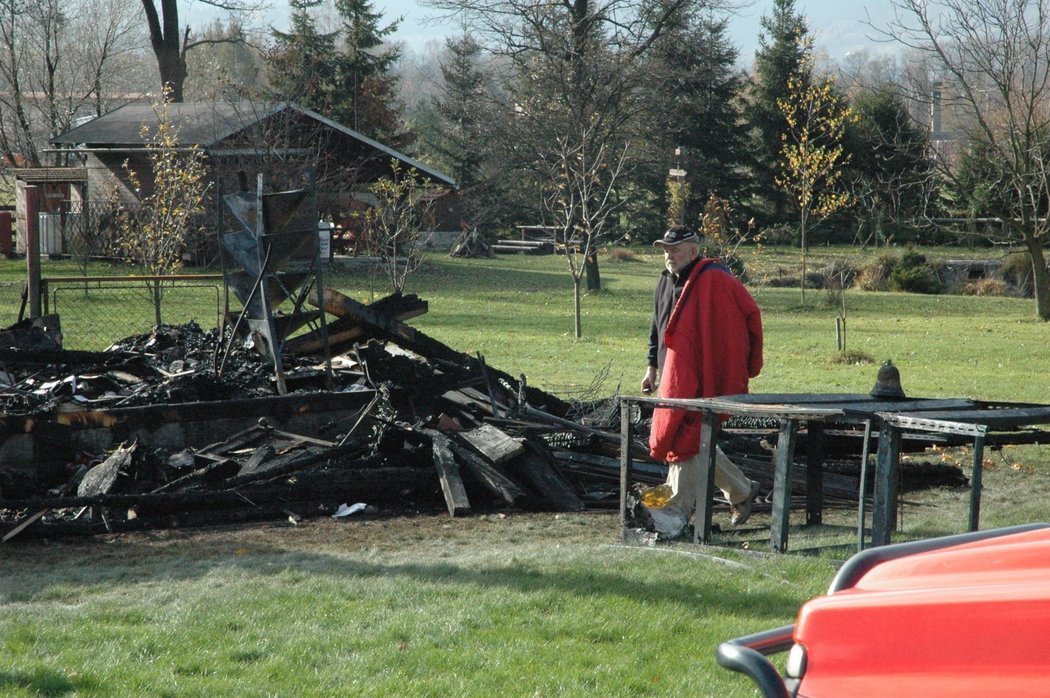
[333,0,405,145]
[425,34,487,191]
[845,84,935,242]
[268,0,339,113]
[748,0,809,223]
[640,9,750,228]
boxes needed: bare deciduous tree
[423,0,716,335]
[543,129,629,338]
[362,159,438,296]
[141,0,266,102]
[0,0,146,170]
[884,0,1050,320]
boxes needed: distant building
[27,101,457,258]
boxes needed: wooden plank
[619,399,633,537]
[430,431,471,517]
[2,509,47,542]
[510,439,584,512]
[440,389,493,415]
[770,418,799,553]
[872,425,903,547]
[446,440,526,505]
[805,423,826,526]
[693,412,719,545]
[459,423,525,464]
[460,386,512,413]
[288,291,428,354]
[885,406,1050,429]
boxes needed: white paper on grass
[332,502,368,518]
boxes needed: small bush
[999,252,1034,297]
[961,278,1008,296]
[854,255,895,291]
[758,224,797,245]
[605,247,638,262]
[820,259,858,289]
[832,349,874,365]
[888,251,943,294]
[890,265,943,294]
[763,274,800,288]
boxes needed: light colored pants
[664,446,752,516]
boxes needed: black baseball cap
[653,225,700,247]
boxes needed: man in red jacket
[641,225,763,536]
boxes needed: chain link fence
[0,280,26,327]
[42,275,225,351]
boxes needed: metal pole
[619,398,633,541]
[25,185,41,318]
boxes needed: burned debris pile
[0,292,651,540]
[0,290,968,541]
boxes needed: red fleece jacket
[649,259,763,462]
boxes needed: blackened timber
[430,431,471,516]
[289,291,429,355]
[459,423,524,464]
[0,346,137,368]
[446,440,526,505]
[312,289,570,417]
[308,288,427,344]
[77,442,135,496]
[30,390,375,432]
[0,466,438,537]
[511,439,584,511]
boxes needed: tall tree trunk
[584,252,601,291]
[141,0,186,101]
[800,208,808,304]
[573,276,582,338]
[1026,235,1050,321]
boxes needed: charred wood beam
[447,440,526,506]
[429,431,471,517]
[288,291,429,355]
[511,439,585,512]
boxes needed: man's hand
[641,366,658,394]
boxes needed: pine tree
[333,0,404,145]
[749,0,809,222]
[640,10,751,227]
[268,0,339,113]
[846,84,933,236]
[426,34,487,192]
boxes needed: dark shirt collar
[672,256,701,286]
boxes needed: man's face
[663,242,700,275]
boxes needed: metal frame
[620,394,1050,552]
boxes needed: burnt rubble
[0,291,966,541]
[0,292,652,540]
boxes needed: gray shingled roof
[52,102,276,147]
[52,101,455,187]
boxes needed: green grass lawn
[1,245,1049,696]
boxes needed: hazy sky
[367,0,901,62]
[189,0,901,63]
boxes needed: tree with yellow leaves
[776,38,857,303]
[118,88,209,325]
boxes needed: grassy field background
[2,244,1049,696]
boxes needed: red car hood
[795,527,1050,697]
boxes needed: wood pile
[0,289,641,540]
[449,229,495,258]
[0,289,967,542]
